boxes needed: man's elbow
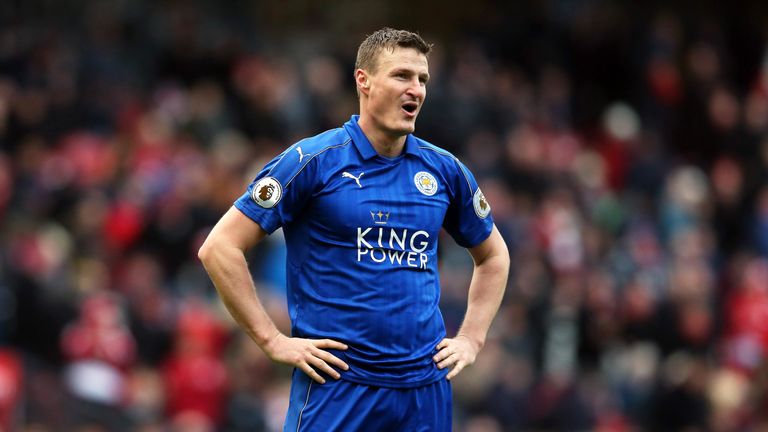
[494,237,511,278]
[494,233,510,266]
[495,248,511,275]
[501,242,511,268]
[197,235,217,266]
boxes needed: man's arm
[198,206,349,384]
[433,224,509,379]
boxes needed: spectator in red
[723,257,768,374]
[60,292,137,430]
[0,349,22,431]
[162,298,229,426]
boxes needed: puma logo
[342,171,364,188]
[296,146,310,163]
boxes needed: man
[198,28,509,431]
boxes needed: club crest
[251,177,282,208]
[414,171,438,196]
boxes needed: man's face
[361,47,429,137]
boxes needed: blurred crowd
[3,1,768,431]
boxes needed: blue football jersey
[234,115,493,387]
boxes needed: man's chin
[379,118,416,137]
[395,120,417,135]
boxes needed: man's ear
[355,69,370,92]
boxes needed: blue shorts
[283,370,452,431]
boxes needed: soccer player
[198,28,510,431]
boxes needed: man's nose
[406,79,425,99]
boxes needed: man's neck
[357,116,407,158]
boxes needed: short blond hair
[355,27,432,74]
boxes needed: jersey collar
[344,115,420,160]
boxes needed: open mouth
[402,102,418,115]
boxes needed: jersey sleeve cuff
[234,199,279,234]
[455,223,493,249]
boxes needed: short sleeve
[234,143,318,234]
[442,159,494,248]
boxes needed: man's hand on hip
[433,334,481,380]
[263,333,349,384]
